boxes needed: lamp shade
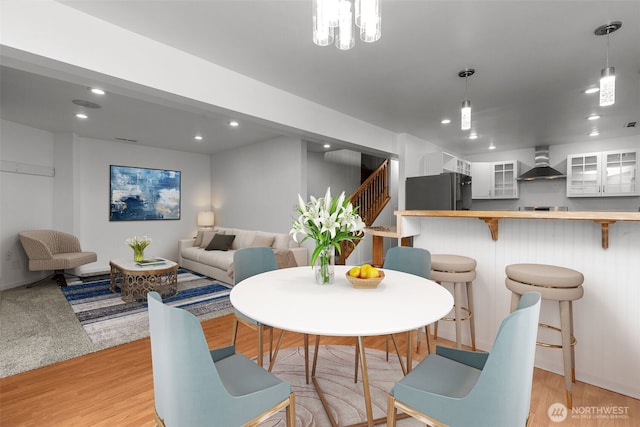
[197,211,214,228]
[461,99,471,131]
[599,66,615,107]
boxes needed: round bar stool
[505,263,584,409]
[431,254,477,351]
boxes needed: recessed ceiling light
[584,87,600,94]
[323,143,331,149]
[587,114,600,120]
[229,120,239,127]
[469,133,479,140]
[194,135,203,141]
[489,144,496,150]
[75,113,88,119]
[589,130,600,137]
[90,88,105,95]
[441,119,451,124]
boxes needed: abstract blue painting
[110,165,181,221]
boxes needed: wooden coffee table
[109,257,178,303]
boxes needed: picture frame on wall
[109,165,181,221]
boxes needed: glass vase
[133,247,145,262]
[314,246,335,285]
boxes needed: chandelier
[312,0,381,50]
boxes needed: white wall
[74,136,212,276]
[468,135,640,211]
[0,120,55,287]
[211,136,305,234]
[0,120,211,289]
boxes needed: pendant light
[458,68,475,131]
[594,21,622,107]
[312,0,381,50]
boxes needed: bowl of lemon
[346,264,385,289]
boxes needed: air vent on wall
[114,137,138,143]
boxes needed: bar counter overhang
[387,210,640,400]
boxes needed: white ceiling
[1,1,639,156]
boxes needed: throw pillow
[200,230,223,248]
[205,234,236,251]
[193,230,204,247]
[249,234,275,248]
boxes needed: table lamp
[197,211,214,230]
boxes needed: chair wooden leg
[268,327,274,363]
[286,392,296,427]
[560,300,574,409]
[268,329,285,372]
[387,394,397,426]
[454,282,463,349]
[466,281,476,351]
[425,324,432,354]
[312,335,321,378]
[354,337,360,383]
[304,334,310,384]
[510,292,521,313]
[231,319,239,345]
[433,320,439,340]
[385,335,390,361]
[257,325,264,367]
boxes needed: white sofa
[178,226,308,285]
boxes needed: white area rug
[262,345,422,426]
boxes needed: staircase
[337,159,390,264]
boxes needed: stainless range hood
[517,145,566,181]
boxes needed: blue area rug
[61,269,233,345]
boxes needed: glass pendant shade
[599,66,615,107]
[461,100,471,130]
[313,0,380,49]
[336,0,354,50]
[313,0,335,46]
[356,0,381,42]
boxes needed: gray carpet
[0,279,96,378]
[0,274,233,378]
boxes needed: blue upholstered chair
[231,247,281,369]
[383,246,433,355]
[387,292,541,427]
[147,291,295,427]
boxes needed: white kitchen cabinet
[471,160,520,199]
[426,151,471,176]
[471,162,491,199]
[567,150,638,197]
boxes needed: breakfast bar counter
[395,210,640,248]
[388,209,640,401]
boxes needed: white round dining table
[230,265,454,427]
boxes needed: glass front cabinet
[471,160,520,199]
[567,150,638,197]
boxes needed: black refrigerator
[405,172,472,210]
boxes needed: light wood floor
[1,313,637,426]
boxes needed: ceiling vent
[625,121,637,128]
[72,99,101,109]
[114,137,138,143]
[517,145,566,181]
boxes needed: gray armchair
[18,230,97,286]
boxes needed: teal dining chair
[387,291,541,427]
[383,246,433,355]
[147,291,295,427]
[231,247,280,369]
